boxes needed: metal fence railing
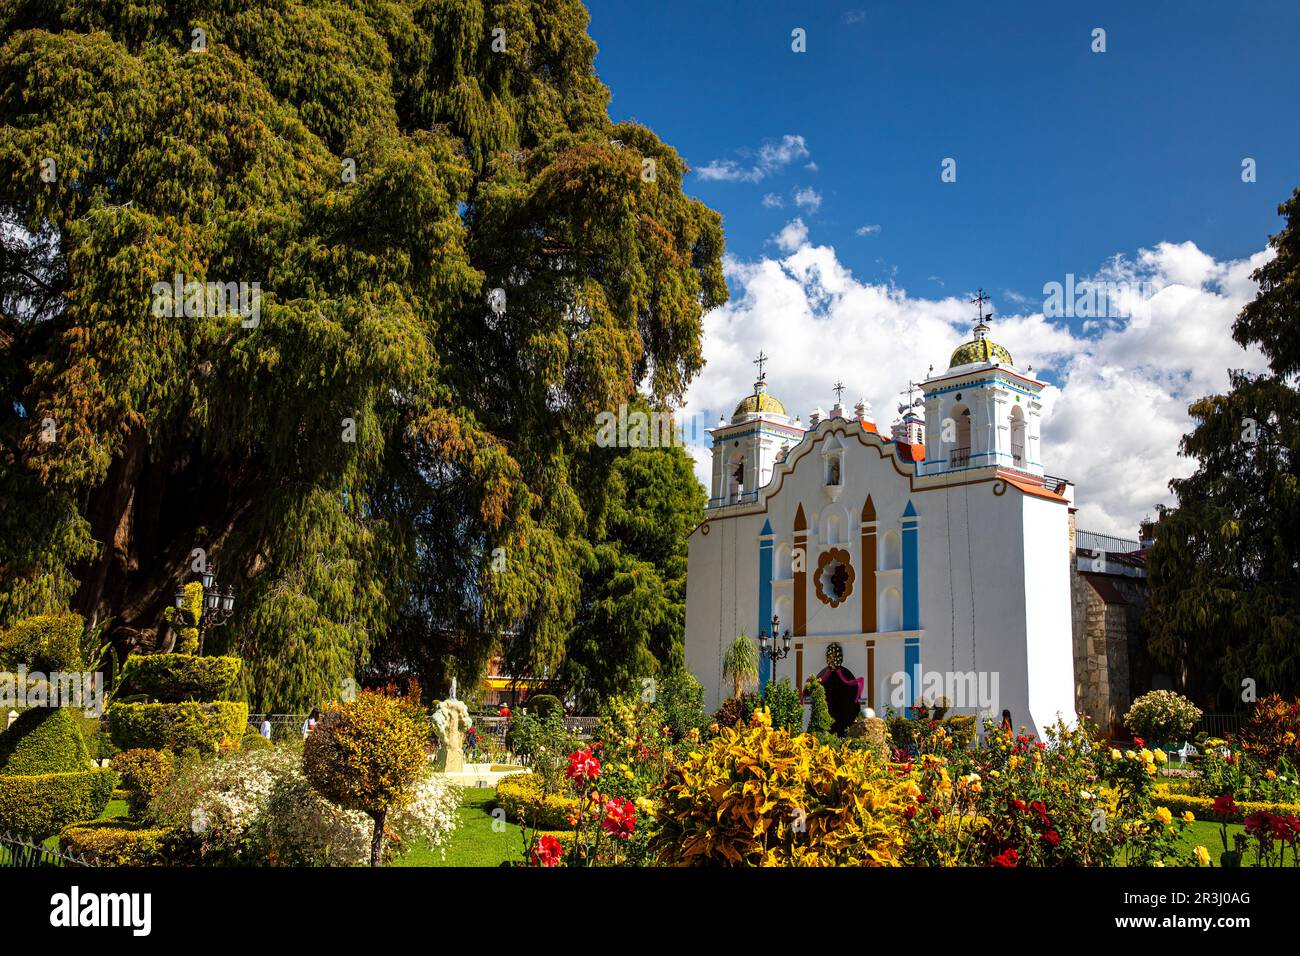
[1075,530,1140,553]
[1195,713,1246,740]
[0,831,95,868]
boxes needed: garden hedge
[526,694,562,719]
[111,748,174,818]
[0,768,116,835]
[496,773,576,830]
[0,707,91,775]
[121,654,241,702]
[0,612,86,671]
[943,715,978,748]
[107,700,249,756]
[1151,787,1300,824]
[59,820,180,866]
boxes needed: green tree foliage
[763,676,803,734]
[1146,189,1300,709]
[554,439,704,708]
[0,2,725,709]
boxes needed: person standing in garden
[260,713,273,740]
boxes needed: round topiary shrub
[107,700,249,756]
[526,694,562,719]
[111,748,174,819]
[121,654,241,702]
[1124,690,1202,744]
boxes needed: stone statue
[432,698,471,773]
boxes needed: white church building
[684,308,1079,739]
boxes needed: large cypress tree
[0,0,725,709]
[1146,189,1300,710]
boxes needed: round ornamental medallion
[814,548,855,608]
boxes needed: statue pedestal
[435,730,464,773]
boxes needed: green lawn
[389,786,566,868]
[1172,819,1299,867]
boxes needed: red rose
[1133,737,1145,748]
[991,848,1019,867]
[1042,829,1061,846]
[531,834,564,867]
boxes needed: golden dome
[732,392,788,422]
[949,337,1013,368]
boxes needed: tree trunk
[369,808,387,867]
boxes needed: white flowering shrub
[148,747,462,865]
[1124,690,1202,743]
[389,770,463,856]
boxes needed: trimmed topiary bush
[0,707,91,775]
[1124,690,1202,743]
[942,714,978,749]
[107,700,249,756]
[240,731,273,751]
[303,691,431,866]
[112,748,174,818]
[495,773,576,830]
[0,768,116,835]
[121,654,241,702]
[526,694,562,718]
[58,820,180,866]
[804,677,833,734]
[0,612,86,671]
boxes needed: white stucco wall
[684,417,1078,739]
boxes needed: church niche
[814,547,855,608]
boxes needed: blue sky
[585,0,1299,535]
[589,0,1299,299]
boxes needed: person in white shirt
[260,714,272,740]
[301,707,320,739]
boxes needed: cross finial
[832,380,846,403]
[970,288,993,337]
[753,350,768,383]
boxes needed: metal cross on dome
[832,380,846,403]
[970,288,993,338]
[753,350,768,383]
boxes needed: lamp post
[758,614,791,688]
[174,567,236,655]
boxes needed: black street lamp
[174,567,236,655]
[758,614,791,684]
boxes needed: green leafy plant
[722,634,759,699]
[763,676,803,734]
[1124,690,1202,743]
[804,677,832,734]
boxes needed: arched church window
[1010,405,1026,467]
[950,404,972,467]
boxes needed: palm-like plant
[722,633,760,699]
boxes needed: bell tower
[708,352,805,506]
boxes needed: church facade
[684,315,1079,740]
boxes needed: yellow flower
[1110,749,1122,761]
[1009,755,1023,770]
[1139,749,1154,764]
[1154,806,1172,826]
[1154,748,1168,764]
[990,769,1001,779]
[1266,769,1278,781]
[1194,845,1210,866]
[1182,811,1195,823]
[1125,750,1136,761]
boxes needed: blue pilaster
[758,519,774,693]
[901,501,920,630]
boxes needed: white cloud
[679,221,1272,537]
[761,193,784,209]
[793,187,822,213]
[855,224,881,236]
[696,134,810,183]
